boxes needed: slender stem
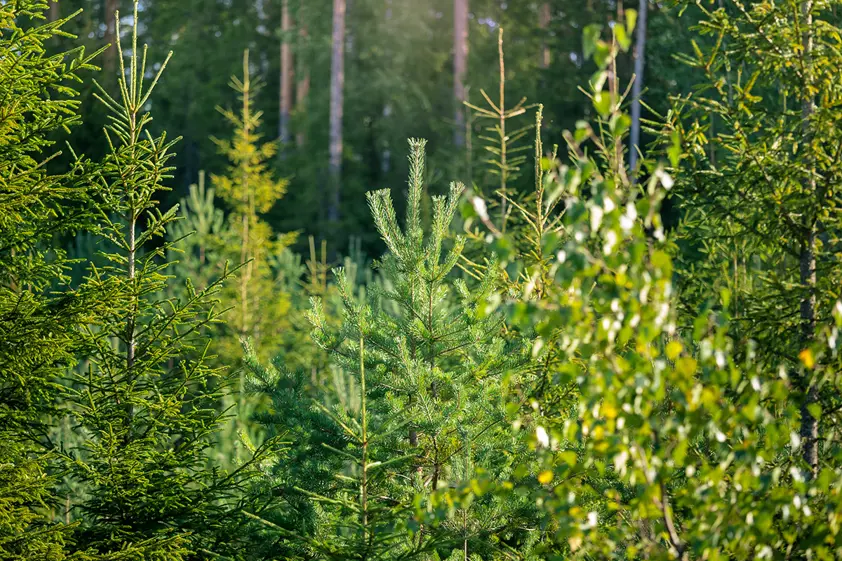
[240,50,252,341]
[498,27,507,233]
[629,0,648,177]
[127,110,137,375]
[798,0,819,477]
[463,507,468,561]
[359,335,369,531]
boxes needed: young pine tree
[167,172,229,298]
[253,139,531,559]
[238,241,380,561]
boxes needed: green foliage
[52,4,266,558]
[0,2,102,559]
[669,0,842,398]
[445,5,842,561]
[211,49,296,363]
[13,2,842,561]
[248,139,537,560]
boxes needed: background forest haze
[47,0,689,253]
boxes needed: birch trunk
[799,0,819,477]
[629,0,648,175]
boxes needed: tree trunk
[327,0,346,223]
[453,0,468,148]
[381,0,393,176]
[295,11,310,149]
[799,0,819,477]
[49,0,60,22]
[629,0,648,175]
[279,0,293,150]
[539,3,550,68]
[104,0,118,73]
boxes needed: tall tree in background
[103,0,118,71]
[328,0,346,224]
[49,0,59,21]
[539,2,550,68]
[279,0,293,149]
[295,3,310,150]
[629,0,647,175]
[453,0,468,148]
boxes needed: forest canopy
[3,1,842,560]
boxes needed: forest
[3,0,842,559]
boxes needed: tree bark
[453,0,468,148]
[327,0,346,223]
[295,10,310,149]
[49,0,60,22]
[629,0,648,176]
[799,0,819,477]
[539,3,551,69]
[279,0,293,150]
[381,0,393,176]
[104,0,119,73]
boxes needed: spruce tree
[61,4,264,557]
[0,2,103,558]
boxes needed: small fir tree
[0,2,104,559]
[171,51,298,468]
[62,4,267,558]
[211,49,296,365]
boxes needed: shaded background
[52,0,700,255]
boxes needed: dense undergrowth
[4,1,842,560]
